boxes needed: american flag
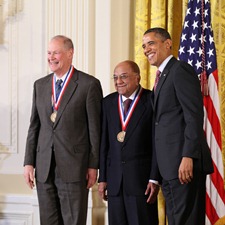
[178,0,225,224]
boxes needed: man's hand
[145,182,159,204]
[86,168,97,189]
[178,157,193,184]
[24,165,35,189]
[98,182,108,201]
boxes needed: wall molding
[0,0,22,154]
[0,194,35,225]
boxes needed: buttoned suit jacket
[152,57,213,180]
[24,68,103,183]
[98,88,160,196]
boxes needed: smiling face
[142,32,172,68]
[47,37,74,77]
[113,61,140,98]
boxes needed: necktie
[123,99,132,116]
[153,70,161,92]
[55,79,63,101]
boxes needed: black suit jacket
[98,88,160,196]
[24,68,103,183]
[153,57,213,180]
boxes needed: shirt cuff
[149,179,160,185]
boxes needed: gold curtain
[134,0,225,224]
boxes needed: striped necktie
[153,70,161,92]
[55,79,63,101]
[123,99,132,116]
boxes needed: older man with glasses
[98,60,160,225]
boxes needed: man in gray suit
[142,27,214,225]
[23,35,102,225]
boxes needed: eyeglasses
[112,73,136,81]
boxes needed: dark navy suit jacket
[152,57,213,180]
[99,88,160,196]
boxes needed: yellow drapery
[134,0,225,224]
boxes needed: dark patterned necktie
[55,79,63,101]
[123,99,132,116]
[153,70,161,92]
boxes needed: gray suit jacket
[24,68,103,183]
[153,57,213,180]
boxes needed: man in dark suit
[23,35,102,225]
[142,27,214,225]
[98,60,159,225]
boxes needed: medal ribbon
[118,86,143,131]
[52,66,74,111]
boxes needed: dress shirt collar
[54,70,69,83]
[121,86,140,102]
[158,55,173,73]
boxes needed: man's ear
[165,39,172,49]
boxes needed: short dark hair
[144,27,171,41]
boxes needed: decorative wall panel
[0,0,22,153]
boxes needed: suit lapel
[108,93,122,133]
[53,70,78,127]
[43,74,54,126]
[154,57,177,107]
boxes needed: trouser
[162,170,206,225]
[108,183,158,225]
[36,153,89,225]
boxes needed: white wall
[0,0,132,224]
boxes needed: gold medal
[50,111,57,123]
[117,131,126,142]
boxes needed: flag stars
[203,22,208,30]
[190,33,197,42]
[179,46,185,55]
[181,33,187,42]
[192,20,199,30]
[186,8,191,15]
[206,61,212,70]
[199,35,206,43]
[178,0,217,74]
[195,60,202,70]
[188,59,193,66]
[209,35,214,44]
[207,48,214,58]
[184,20,189,29]
[196,47,203,57]
[194,7,200,17]
[187,46,195,56]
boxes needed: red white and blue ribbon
[52,66,74,111]
[118,86,143,131]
